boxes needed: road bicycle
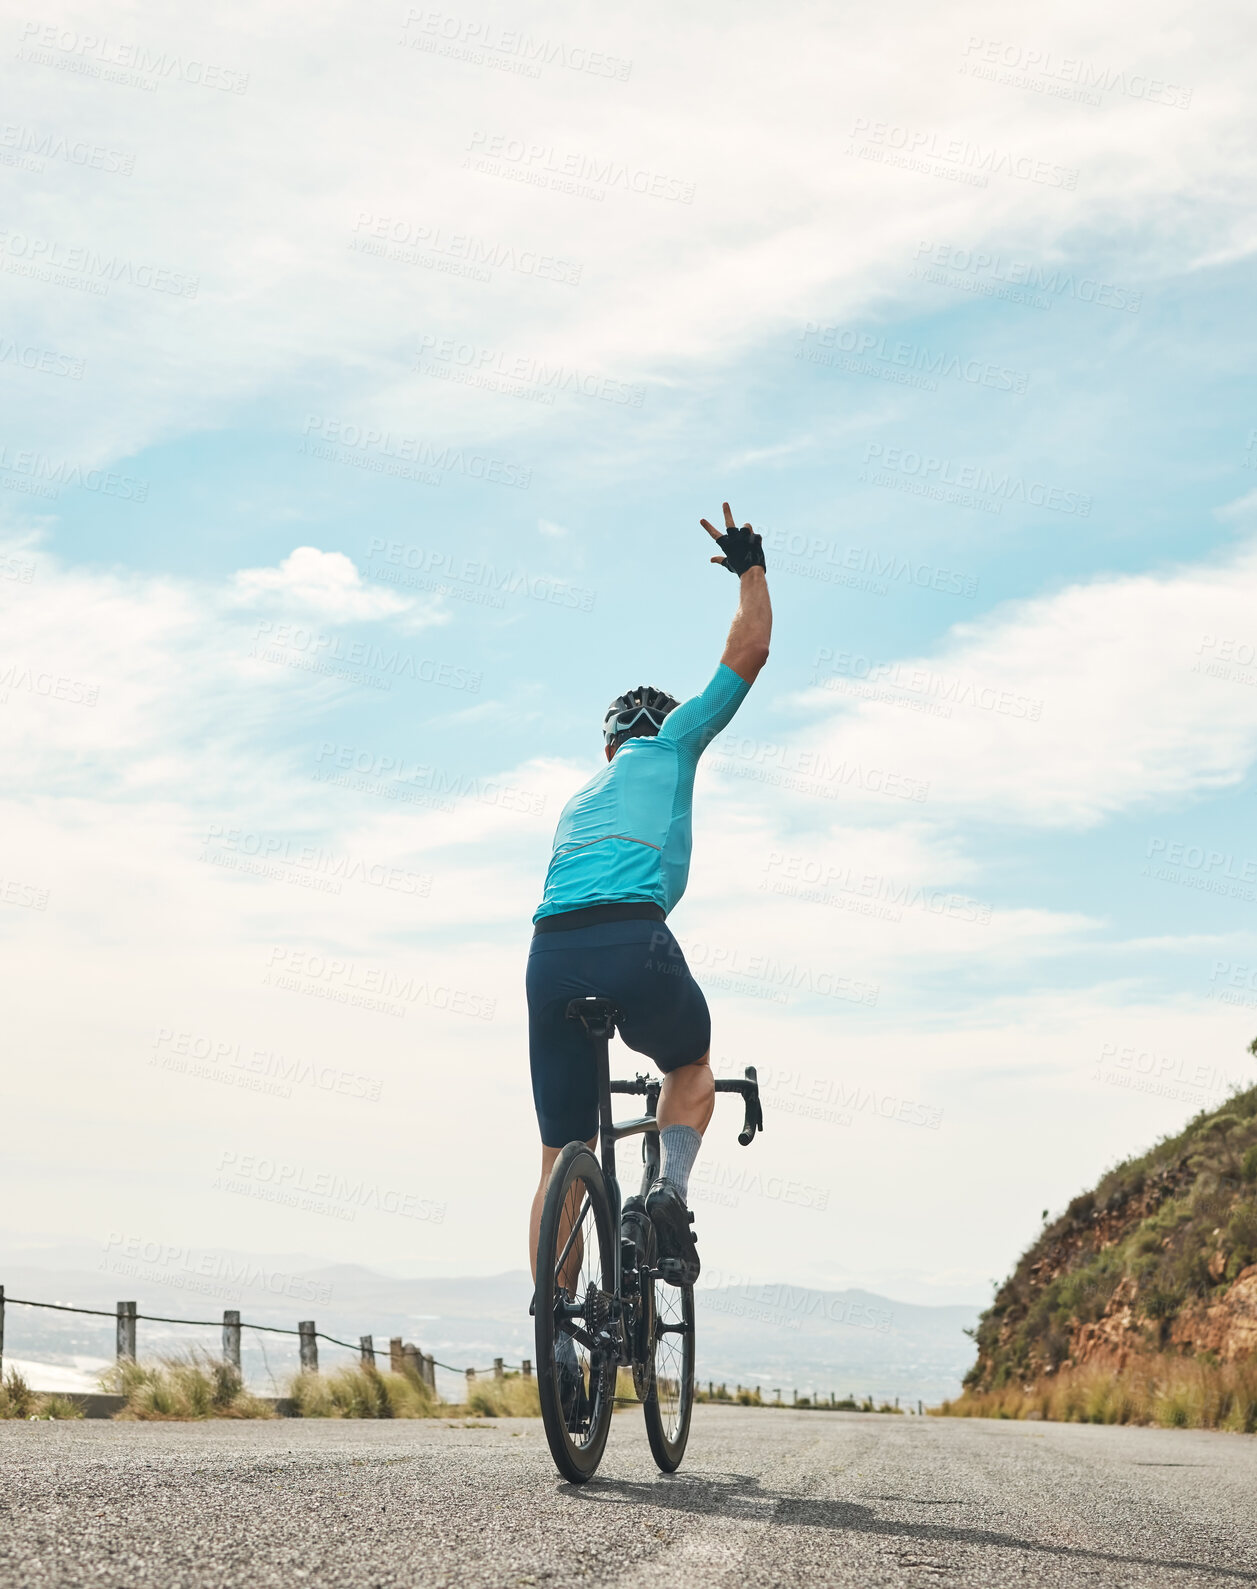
[532,994,762,1483]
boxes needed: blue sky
[4,0,1257,1309]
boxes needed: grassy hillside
[964,1077,1257,1401]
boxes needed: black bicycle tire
[534,1143,617,1483]
[642,1273,695,1471]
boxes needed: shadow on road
[568,1471,1257,1581]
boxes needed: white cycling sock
[658,1124,702,1201]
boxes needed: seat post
[595,1032,616,1186]
[564,996,621,1184]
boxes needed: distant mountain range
[0,1242,979,1404]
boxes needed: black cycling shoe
[645,1177,700,1283]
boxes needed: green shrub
[1131,1220,1163,1258]
[1225,1202,1257,1276]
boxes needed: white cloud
[725,436,815,470]
[231,546,436,624]
[1216,487,1257,524]
[5,0,1256,461]
[787,537,1257,827]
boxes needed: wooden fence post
[389,1337,403,1374]
[402,1344,422,1381]
[298,1321,318,1372]
[521,1359,531,1379]
[116,1301,137,1362]
[360,1335,375,1368]
[791,1389,797,1406]
[222,1310,241,1370]
[465,1367,475,1397]
[493,1358,503,1380]
[773,1388,780,1405]
[423,1354,435,1391]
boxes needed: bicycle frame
[565,995,763,1310]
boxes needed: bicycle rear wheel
[534,1143,617,1482]
[642,1269,695,1470]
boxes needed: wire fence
[1,1287,934,1415]
[0,1286,528,1395]
[696,1380,926,1415]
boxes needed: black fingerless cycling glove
[714,523,766,576]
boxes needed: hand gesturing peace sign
[700,502,766,577]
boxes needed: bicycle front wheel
[642,1269,695,1471]
[534,1143,617,1482]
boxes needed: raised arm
[702,502,772,685]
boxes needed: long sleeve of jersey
[657,664,751,763]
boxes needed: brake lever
[737,1064,762,1146]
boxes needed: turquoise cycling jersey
[534,663,751,923]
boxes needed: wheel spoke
[647,1274,693,1449]
[552,1192,590,1283]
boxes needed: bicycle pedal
[687,1212,695,1223]
[657,1256,698,1286]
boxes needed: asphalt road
[1,1407,1254,1589]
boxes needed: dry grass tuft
[0,1370,84,1420]
[286,1362,439,1419]
[103,1353,275,1420]
[938,1354,1257,1433]
[465,1373,541,1418]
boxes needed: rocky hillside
[966,1079,1257,1391]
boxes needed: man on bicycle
[527,503,772,1290]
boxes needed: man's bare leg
[651,1049,713,1262]
[657,1050,714,1135]
[646,1051,712,1274]
[529,1138,596,1282]
[531,1055,713,1282]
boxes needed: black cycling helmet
[603,684,680,751]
